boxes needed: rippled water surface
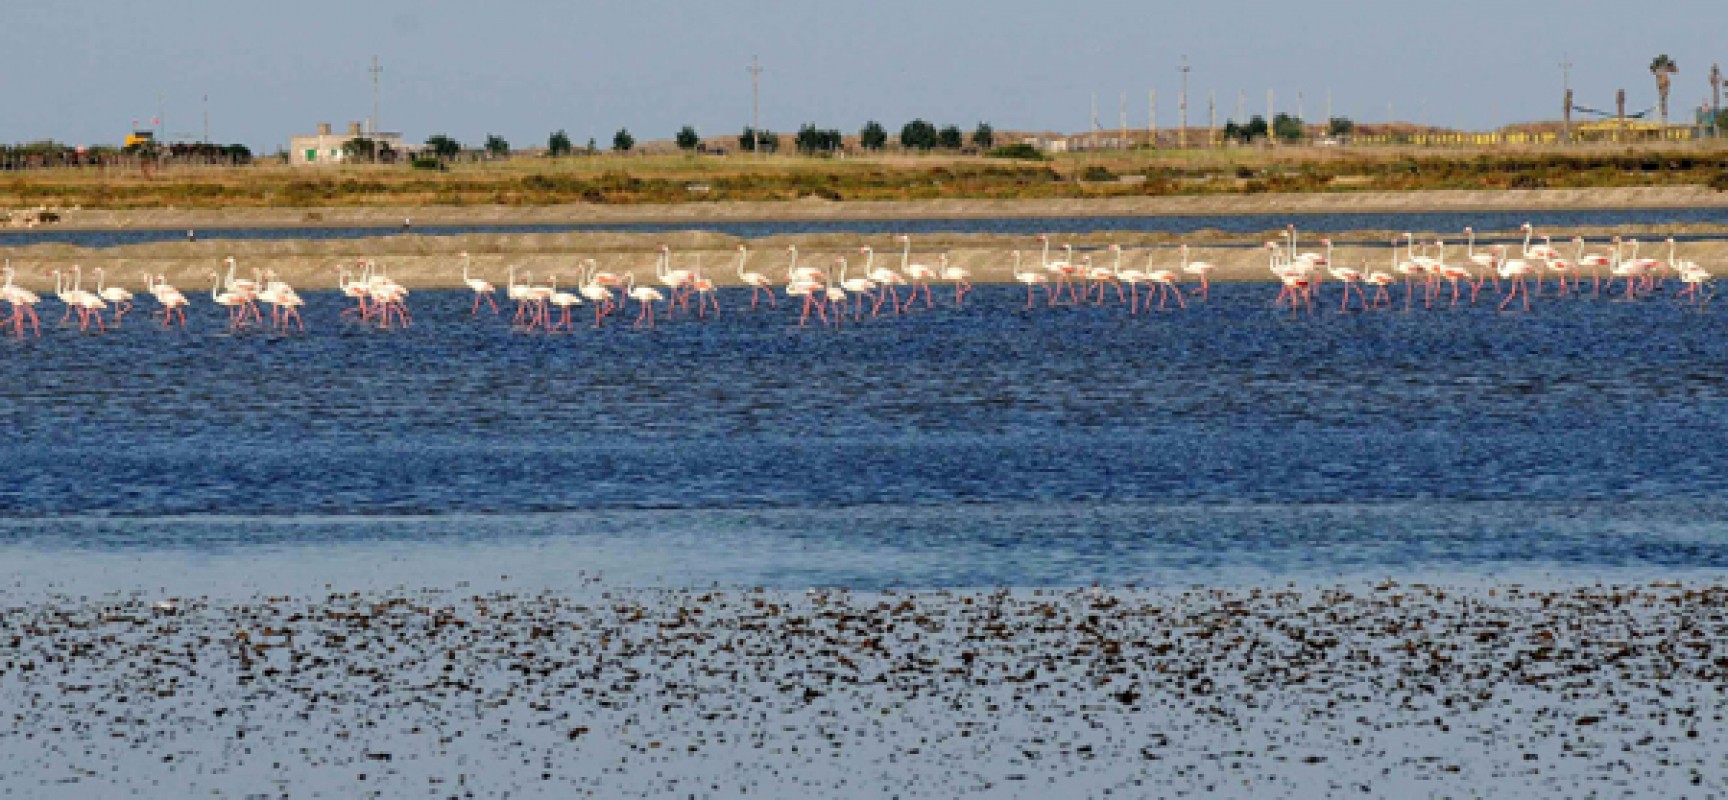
[4,286,1727,589]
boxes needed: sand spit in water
[5,228,1728,292]
[2,581,1724,797]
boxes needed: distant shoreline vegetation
[1,144,1726,209]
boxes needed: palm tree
[1650,55,1679,124]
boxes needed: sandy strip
[2,581,1723,797]
[20,185,1728,232]
[4,228,1726,292]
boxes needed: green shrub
[1080,165,1115,182]
[984,143,1045,161]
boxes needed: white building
[289,122,409,165]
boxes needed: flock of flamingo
[0,228,1714,340]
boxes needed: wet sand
[2,580,1722,797]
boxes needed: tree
[937,125,964,149]
[342,136,378,162]
[1651,54,1679,123]
[900,119,938,150]
[971,122,995,150]
[739,127,778,153]
[424,134,461,161]
[1327,117,1355,137]
[1272,113,1304,142]
[676,125,701,151]
[860,120,888,150]
[549,130,572,157]
[484,134,510,158]
[795,124,843,154]
[613,128,635,152]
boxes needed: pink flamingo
[897,235,938,310]
[1010,251,1050,309]
[736,245,777,310]
[460,252,499,316]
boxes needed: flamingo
[1181,245,1216,300]
[460,252,499,316]
[624,272,665,328]
[66,266,107,332]
[546,274,583,331]
[1082,247,1124,305]
[690,254,721,319]
[1497,246,1536,312]
[785,256,829,327]
[896,235,938,310]
[1464,227,1500,297]
[210,272,251,329]
[1115,247,1150,313]
[1394,234,1430,310]
[1037,235,1081,303]
[257,270,306,332]
[1608,238,1651,299]
[149,274,189,329]
[836,256,879,320]
[93,268,133,326]
[1328,258,1368,312]
[1432,240,1476,306]
[859,246,907,314]
[736,245,777,310]
[935,254,973,307]
[0,263,41,338]
[506,265,537,327]
[1145,253,1187,312]
[1010,251,1051,309]
[658,245,696,313]
[578,260,618,327]
[1576,237,1612,298]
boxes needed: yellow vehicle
[123,130,157,149]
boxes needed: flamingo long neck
[1063,245,1073,266]
[211,274,221,300]
[1113,248,1123,272]
[95,270,106,294]
[1324,241,1333,265]
[1013,251,1022,275]
[837,258,847,284]
[1390,240,1399,270]
[1465,230,1475,259]
[1521,226,1533,256]
[1179,246,1188,270]
[462,255,472,283]
[1435,241,1446,265]
[787,247,799,278]
[72,266,83,293]
[1669,239,1677,265]
[899,239,910,271]
[1040,238,1050,268]
[736,247,748,279]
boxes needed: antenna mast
[370,56,384,135]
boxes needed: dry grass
[6,142,1728,211]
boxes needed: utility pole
[1149,90,1157,147]
[1119,92,1127,148]
[1560,54,1573,144]
[1208,91,1216,148]
[1712,63,1722,139]
[202,94,209,144]
[1178,56,1190,149]
[748,55,763,153]
[370,56,384,135]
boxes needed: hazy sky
[5,0,1724,150]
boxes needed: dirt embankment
[28,185,1728,231]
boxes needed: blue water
[7,207,1728,248]
[4,286,1727,589]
